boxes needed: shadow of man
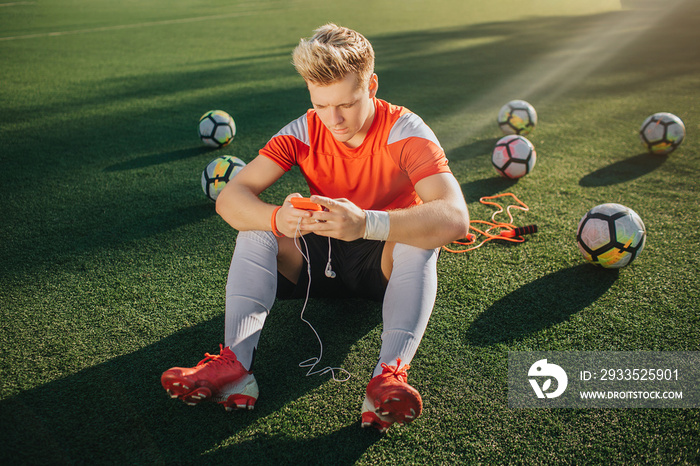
[0,298,384,464]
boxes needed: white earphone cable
[294,217,350,382]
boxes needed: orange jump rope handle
[499,224,538,238]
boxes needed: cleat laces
[196,344,235,368]
[381,358,410,380]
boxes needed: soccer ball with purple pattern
[492,135,537,179]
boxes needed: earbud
[325,262,336,278]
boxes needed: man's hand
[274,193,315,237]
[295,195,366,241]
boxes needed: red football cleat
[161,344,258,411]
[361,359,422,433]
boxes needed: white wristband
[363,210,390,241]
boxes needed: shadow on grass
[105,146,213,172]
[466,264,619,346]
[203,424,382,464]
[447,137,501,164]
[0,200,219,283]
[0,299,383,465]
[461,176,519,201]
[579,152,668,187]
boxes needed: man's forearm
[385,199,469,249]
[216,183,276,232]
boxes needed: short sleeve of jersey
[387,112,451,185]
[259,113,310,172]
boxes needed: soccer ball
[199,110,236,148]
[498,100,537,135]
[576,203,646,269]
[201,155,246,201]
[639,112,685,155]
[492,135,537,179]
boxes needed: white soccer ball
[201,155,246,201]
[639,112,685,155]
[576,203,646,269]
[498,100,537,135]
[492,135,537,179]
[199,110,236,148]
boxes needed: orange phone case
[290,197,322,211]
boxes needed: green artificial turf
[1,0,698,464]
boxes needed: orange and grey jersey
[260,98,451,211]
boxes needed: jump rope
[443,193,537,253]
[289,192,536,381]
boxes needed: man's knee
[390,242,439,270]
[236,230,279,252]
[382,242,439,284]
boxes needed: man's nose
[329,107,343,125]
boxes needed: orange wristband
[271,206,284,237]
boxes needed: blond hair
[292,24,375,89]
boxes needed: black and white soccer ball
[497,100,537,135]
[576,203,646,269]
[198,110,236,148]
[639,112,685,155]
[201,155,246,201]
[492,135,537,179]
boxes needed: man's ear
[368,73,378,98]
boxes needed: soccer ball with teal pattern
[201,155,246,201]
[199,110,236,148]
[497,100,537,135]
[639,112,685,155]
[576,203,646,269]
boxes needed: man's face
[307,73,378,148]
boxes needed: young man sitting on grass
[161,23,469,433]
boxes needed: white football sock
[224,230,278,371]
[374,243,439,377]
